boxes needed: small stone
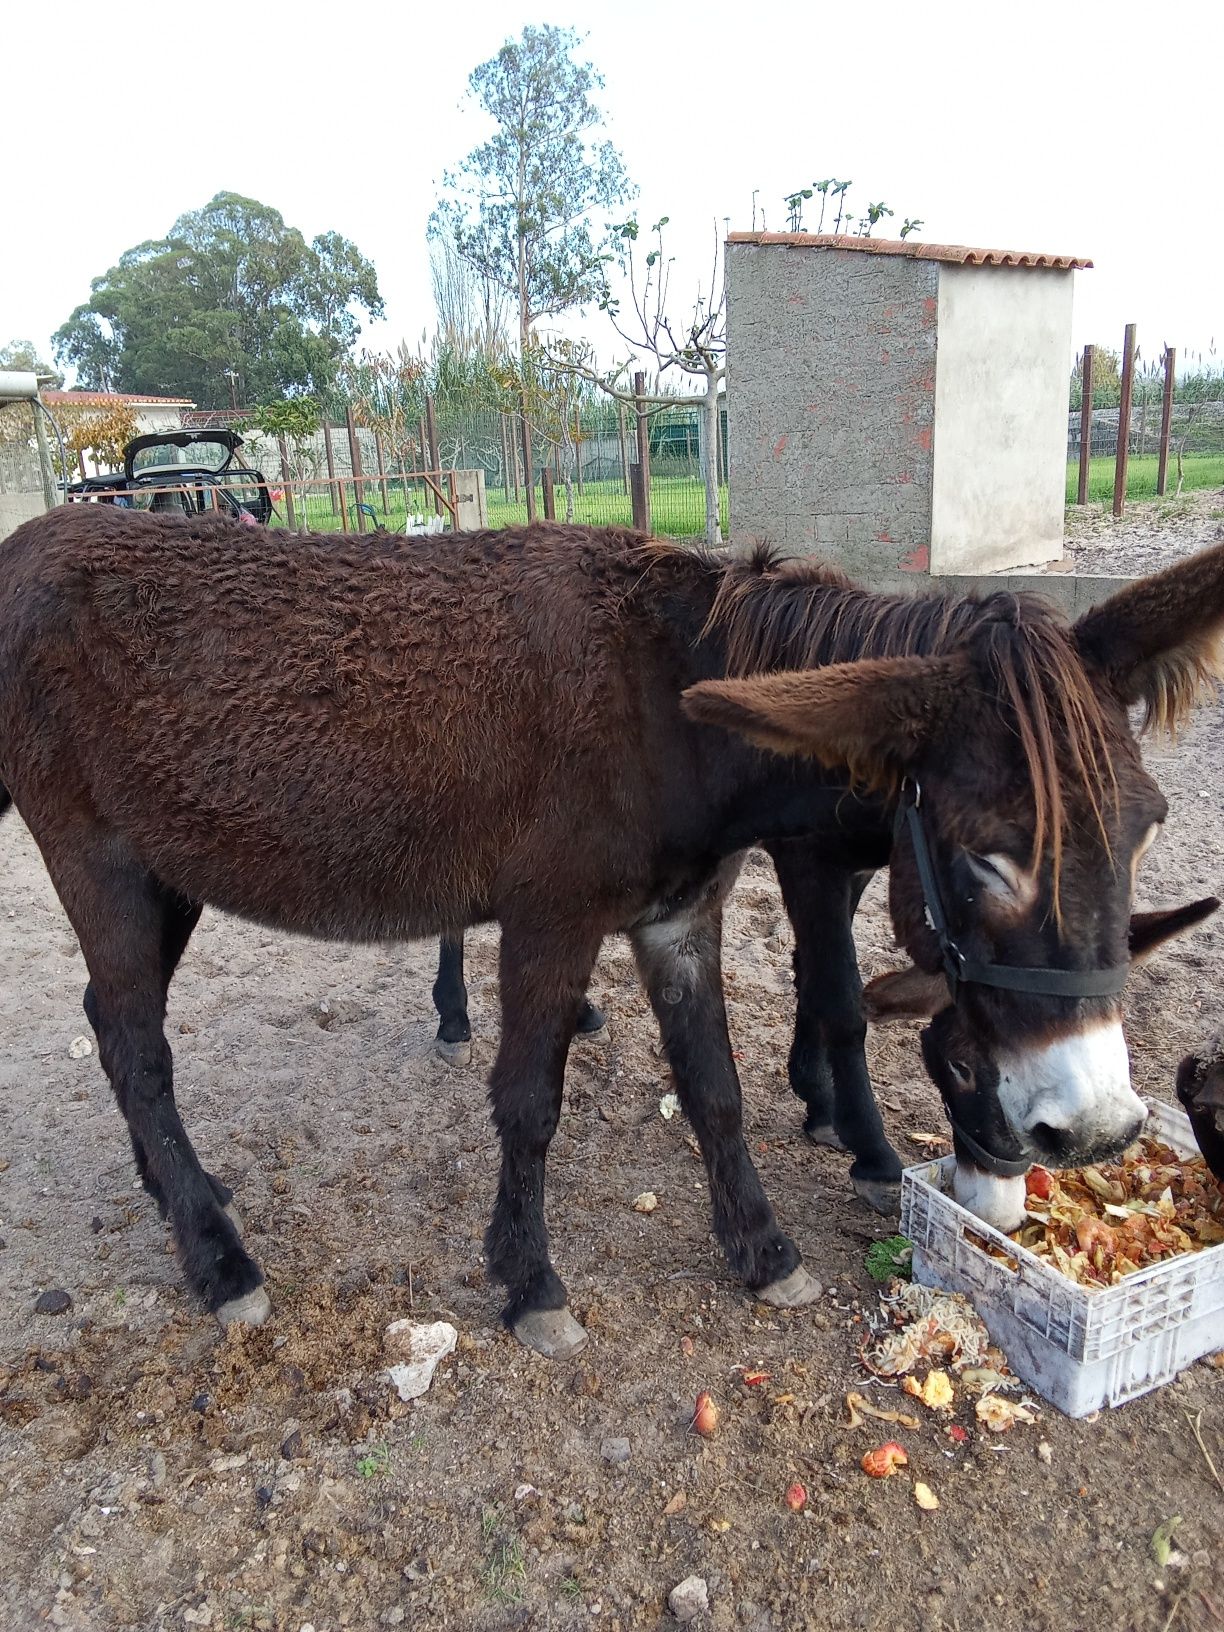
[90,1217,104,1234]
[1036,1441,1052,1465]
[255,1486,273,1509]
[600,1437,631,1464]
[631,1191,658,1214]
[381,1610,405,1627]
[68,1036,93,1060]
[35,1290,73,1316]
[669,1576,709,1622]
[191,1393,211,1414]
[148,1452,166,1490]
[281,1429,304,1460]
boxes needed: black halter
[893,779,1131,1005]
[895,779,1130,1181]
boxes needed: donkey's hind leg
[54,838,268,1325]
[769,846,902,1212]
[433,936,473,1067]
[632,863,820,1310]
[484,920,602,1359]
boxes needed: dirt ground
[2,530,1223,1632]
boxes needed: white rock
[632,1191,659,1214]
[68,1036,93,1060]
[385,1320,458,1401]
[668,1575,709,1622]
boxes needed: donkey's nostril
[1030,1122,1071,1158]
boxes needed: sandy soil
[1,529,1223,1632]
[1064,488,1224,578]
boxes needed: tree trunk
[702,372,722,545]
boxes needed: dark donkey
[2,510,1222,1358]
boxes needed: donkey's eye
[966,852,1024,901]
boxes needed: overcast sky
[5,0,1222,384]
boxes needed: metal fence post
[322,420,338,516]
[425,394,442,517]
[1077,345,1094,506]
[346,404,365,531]
[1157,346,1177,497]
[633,371,651,531]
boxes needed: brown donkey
[1,510,1221,1356]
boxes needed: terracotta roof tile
[42,390,197,406]
[726,232,1092,271]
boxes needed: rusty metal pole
[1077,345,1094,506]
[322,419,338,516]
[425,394,442,517]
[1156,345,1177,497]
[633,371,652,531]
[345,404,365,531]
[1112,323,1137,519]
[617,403,630,496]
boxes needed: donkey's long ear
[681,655,968,779]
[1073,540,1224,731]
[1129,896,1220,963]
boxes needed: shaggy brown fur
[2,509,1223,1342]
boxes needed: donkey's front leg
[631,870,820,1308]
[484,922,602,1359]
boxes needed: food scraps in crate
[994,1136,1224,1289]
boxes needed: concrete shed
[726,233,1091,581]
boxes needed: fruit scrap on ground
[975,1395,1037,1432]
[785,1481,807,1511]
[691,1392,719,1436]
[845,1391,920,1430]
[901,1368,954,1412]
[1001,1138,1224,1288]
[913,1481,940,1511]
[861,1441,908,1478]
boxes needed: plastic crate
[900,1101,1224,1417]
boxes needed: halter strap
[893,780,1130,1004]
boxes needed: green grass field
[1066,452,1224,505]
[275,474,729,539]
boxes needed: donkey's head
[684,544,1224,1228]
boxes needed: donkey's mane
[700,544,1122,911]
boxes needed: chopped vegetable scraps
[862,1283,1003,1377]
[1006,1136,1224,1289]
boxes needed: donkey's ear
[1074,540,1224,731]
[1129,896,1220,964]
[862,965,949,1022]
[681,655,967,776]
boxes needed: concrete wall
[728,242,938,578]
[0,490,47,543]
[929,265,1073,574]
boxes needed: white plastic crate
[900,1101,1224,1417]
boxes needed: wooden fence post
[345,404,365,531]
[1112,323,1137,519]
[541,467,556,520]
[322,420,338,516]
[277,436,297,530]
[1077,344,1094,506]
[632,371,652,531]
[1156,345,1177,497]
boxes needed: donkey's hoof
[435,1038,472,1068]
[757,1264,823,1309]
[223,1200,245,1233]
[512,1306,589,1359]
[804,1123,847,1151]
[852,1177,902,1215]
[575,1023,609,1046]
[215,1287,272,1328]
